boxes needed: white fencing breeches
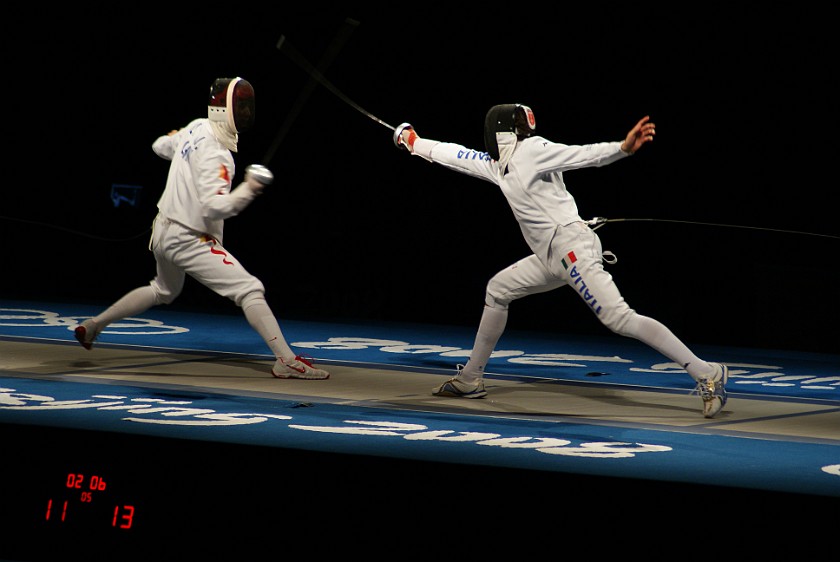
[149,215,264,307]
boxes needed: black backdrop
[4,6,838,354]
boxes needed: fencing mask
[208,77,255,134]
[483,104,536,167]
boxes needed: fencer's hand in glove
[393,122,418,153]
[244,164,274,194]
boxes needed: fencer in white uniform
[395,105,728,417]
[75,77,329,380]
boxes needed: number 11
[45,499,68,522]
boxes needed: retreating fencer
[75,77,329,380]
[394,106,728,417]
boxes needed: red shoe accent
[295,355,315,367]
[74,326,92,350]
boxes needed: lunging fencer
[75,77,329,380]
[394,106,728,417]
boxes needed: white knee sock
[93,286,158,328]
[461,306,508,382]
[242,296,295,362]
[631,314,714,380]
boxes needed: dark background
[4,6,838,354]
[1,9,838,556]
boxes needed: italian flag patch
[561,251,577,270]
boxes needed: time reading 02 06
[44,472,136,530]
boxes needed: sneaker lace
[691,379,715,401]
[294,355,315,368]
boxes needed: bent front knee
[485,283,514,310]
[239,291,266,310]
[598,306,637,336]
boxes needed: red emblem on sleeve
[217,164,231,194]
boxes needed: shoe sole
[433,391,488,399]
[432,384,487,399]
[271,370,329,380]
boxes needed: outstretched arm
[393,122,500,184]
[620,116,656,155]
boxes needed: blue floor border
[2,299,838,500]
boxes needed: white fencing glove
[245,164,273,193]
[246,164,273,185]
[393,122,418,153]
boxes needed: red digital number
[112,505,135,529]
[66,473,84,489]
[89,475,107,491]
[45,499,69,522]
